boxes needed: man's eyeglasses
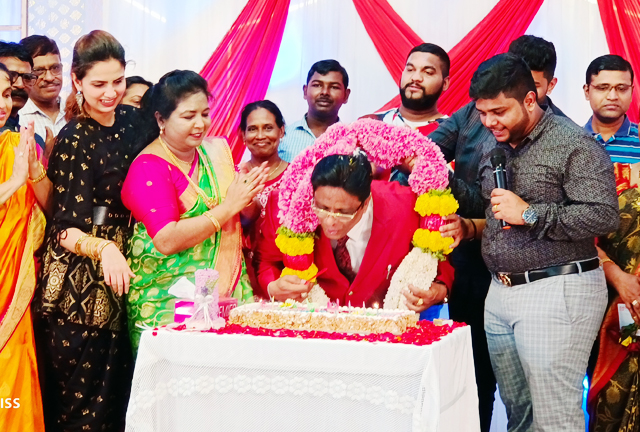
[8,71,37,86]
[32,63,63,78]
[589,83,634,94]
[312,199,367,222]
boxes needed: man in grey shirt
[455,53,618,431]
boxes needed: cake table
[126,324,479,432]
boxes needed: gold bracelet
[96,240,114,260]
[599,257,614,267]
[75,233,91,255]
[203,211,221,232]
[29,161,47,183]
[84,237,101,260]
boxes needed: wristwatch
[522,206,538,227]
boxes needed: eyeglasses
[8,70,37,85]
[312,199,367,222]
[32,63,63,78]
[589,83,634,94]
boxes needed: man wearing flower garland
[452,53,617,432]
[253,151,454,311]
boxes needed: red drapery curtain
[201,0,291,163]
[598,0,640,123]
[354,0,544,114]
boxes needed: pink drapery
[598,0,640,123]
[355,0,544,114]
[201,0,290,163]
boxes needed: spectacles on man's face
[8,70,37,86]
[589,83,634,94]
[32,63,63,78]
[312,199,366,223]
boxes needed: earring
[76,90,85,115]
[160,125,165,135]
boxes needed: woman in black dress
[33,30,149,432]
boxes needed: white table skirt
[126,326,479,432]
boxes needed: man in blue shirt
[584,55,639,164]
[278,60,350,163]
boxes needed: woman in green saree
[122,70,268,354]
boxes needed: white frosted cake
[228,300,418,335]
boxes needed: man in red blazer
[253,153,454,311]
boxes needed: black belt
[93,206,130,226]
[494,258,600,287]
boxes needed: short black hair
[508,35,557,81]
[126,75,153,89]
[469,53,537,102]
[145,70,210,121]
[306,59,349,88]
[19,35,59,58]
[239,100,285,131]
[407,43,450,77]
[311,153,372,203]
[586,54,634,85]
[0,41,33,68]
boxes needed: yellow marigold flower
[412,229,454,254]
[622,336,633,347]
[275,234,315,256]
[414,190,459,217]
[281,263,319,281]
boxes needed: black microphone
[489,148,510,229]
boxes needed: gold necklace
[250,158,284,181]
[158,135,219,209]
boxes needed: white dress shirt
[330,199,373,273]
[18,98,67,140]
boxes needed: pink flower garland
[278,118,449,233]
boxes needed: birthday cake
[228,300,418,335]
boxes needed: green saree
[126,138,253,355]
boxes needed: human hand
[11,124,32,187]
[267,275,312,302]
[490,188,529,225]
[403,282,448,312]
[612,270,640,324]
[439,214,467,248]
[225,163,269,214]
[101,242,135,296]
[43,126,55,164]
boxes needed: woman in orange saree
[0,63,50,432]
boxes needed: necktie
[334,236,356,283]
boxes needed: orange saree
[0,130,45,431]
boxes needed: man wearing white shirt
[19,35,66,160]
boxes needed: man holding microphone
[445,53,619,431]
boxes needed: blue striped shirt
[278,115,317,163]
[584,116,640,164]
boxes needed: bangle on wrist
[599,257,614,267]
[96,240,114,259]
[203,210,221,232]
[75,233,91,255]
[29,161,47,183]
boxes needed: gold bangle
[96,240,114,260]
[599,257,614,267]
[203,211,221,232]
[75,233,90,255]
[29,161,47,183]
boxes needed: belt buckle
[497,273,512,287]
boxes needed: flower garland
[276,118,458,309]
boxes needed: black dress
[33,105,147,432]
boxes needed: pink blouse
[122,153,198,238]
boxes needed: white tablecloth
[126,326,479,432]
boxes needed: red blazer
[253,181,454,307]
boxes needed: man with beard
[18,35,67,160]
[365,43,450,136]
[0,42,35,134]
[583,55,638,164]
[277,60,350,163]
[452,53,617,432]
